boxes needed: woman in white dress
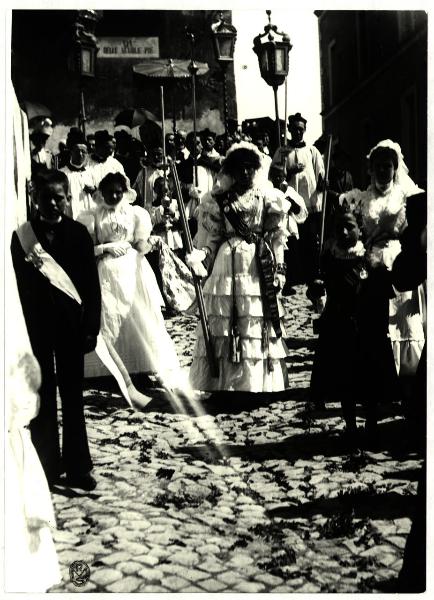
[78,172,189,408]
[187,143,291,393]
[339,139,425,377]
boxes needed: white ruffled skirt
[189,237,289,392]
[93,248,183,388]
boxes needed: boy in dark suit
[11,170,101,490]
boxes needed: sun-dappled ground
[49,285,422,593]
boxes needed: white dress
[60,163,98,219]
[189,184,290,392]
[5,247,60,592]
[340,183,425,376]
[79,200,184,389]
[149,198,184,251]
[87,154,127,185]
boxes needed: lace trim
[329,240,365,259]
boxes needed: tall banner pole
[283,76,288,148]
[187,32,199,187]
[160,85,167,179]
[169,158,218,378]
[319,134,333,257]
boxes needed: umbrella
[133,58,209,132]
[133,58,209,79]
[21,101,52,128]
[114,107,158,129]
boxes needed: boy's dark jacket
[11,215,101,346]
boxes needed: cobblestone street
[49,286,422,593]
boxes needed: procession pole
[280,76,288,169]
[160,85,167,180]
[79,88,87,138]
[169,158,219,378]
[273,85,281,151]
[319,134,333,256]
[283,76,288,147]
[187,32,199,187]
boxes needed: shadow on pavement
[284,337,317,351]
[175,418,421,464]
[268,491,416,521]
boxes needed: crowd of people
[9,105,427,592]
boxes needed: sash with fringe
[16,222,82,305]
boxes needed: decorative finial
[266,10,272,24]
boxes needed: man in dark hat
[201,128,221,160]
[30,118,54,176]
[86,133,96,154]
[271,112,325,286]
[132,144,165,210]
[114,125,144,184]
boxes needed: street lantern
[253,10,292,148]
[211,12,237,146]
[211,11,237,65]
[69,10,101,135]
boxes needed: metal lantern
[211,12,237,147]
[70,10,100,77]
[253,10,292,147]
[69,10,101,135]
[211,12,237,66]
[73,43,97,77]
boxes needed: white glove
[188,185,202,201]
[185,248,208,278]
[274,273,286,292]
[103,241,131,257]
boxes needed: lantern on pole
[211,11,237,146]
[69,10,101,136]
[253,10,292,149]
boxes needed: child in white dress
[79,172,190,407]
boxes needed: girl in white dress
[187,143,291,393]
[79,172,189,408]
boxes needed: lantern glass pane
[81,48,92,75]
[218,37,233,58]
[260,49,269,72]
[275,48,286,73]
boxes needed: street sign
[97,37,159,58]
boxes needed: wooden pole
[170,158,219,378]
[319,134,333,256]
[188,32,199,187]
[284,76,288,147]
[273,86,281,150]
[160,86,166,168]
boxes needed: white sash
[16,222,82,305]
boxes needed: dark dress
[11,216,101,483]
[392,193,426,592]
[310,243,398,428]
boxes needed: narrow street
[49,285,421,593]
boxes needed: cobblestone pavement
[49,285,422,593]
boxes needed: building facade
[315,10,427,188]
[11,9,237,142]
